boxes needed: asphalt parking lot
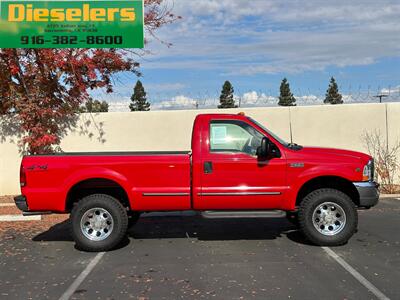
[0,198,399,300]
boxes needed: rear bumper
[14,195,28,212]
[14,195,52,216]
[353,182,380,208]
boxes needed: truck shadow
[32,219,131,251]
[33,219,73,242]
[33,215,314,247]
[130,215,313,245]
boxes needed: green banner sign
[0,0,144,48]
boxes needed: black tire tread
[298,188,358,246]
[70,194,128,252]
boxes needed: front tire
[298,188,358,246]
[71,194,128,252]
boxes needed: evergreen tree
[278,78,296,106]
[218,81,237,109]
[130,80,151,111]
[79,99,109,113]
[324,77,343,104]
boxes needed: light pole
[374,94,388,103]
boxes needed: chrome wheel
[80,207,114,241]
[312,202,346,236]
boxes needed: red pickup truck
[15,113,379,251]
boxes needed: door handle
[204,161,213,174]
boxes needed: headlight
[362,159,374,182]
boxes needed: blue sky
[92,0,400,111]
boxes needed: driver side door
[198,119,287,210]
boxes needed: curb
[0,215,41,222]
[380,194,400,199]
[0,203,15,207]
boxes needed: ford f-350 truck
[14,113,379,251]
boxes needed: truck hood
[298,146,371,163]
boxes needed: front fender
[283,164,359,210]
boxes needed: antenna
[289,107,293,144]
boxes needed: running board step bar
[22,211,52,216]
[201,210,286,219]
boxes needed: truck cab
[192,113,377,210]
[15,113,379,252]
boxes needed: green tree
[324,77,343,104]
[218,81,237,109]
[130,80,151,111]
[80,99,109,113]
[278,78,296,106]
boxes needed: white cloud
[146,82,186,92]
[152,95,198,110]
[242,91,259,104]
[240,92,325,106]
[93,94,198,112]
[171,0,400,26]
[108,100,130,112]
[241,91,276,106]
[380,85,400,95]
[145,0,400,75]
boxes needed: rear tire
[71,194,128,252]
[298,188,357,246]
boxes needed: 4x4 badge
[27,164,48,171]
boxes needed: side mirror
[257,137,271,159]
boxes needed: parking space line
[322,247,390,300]
[0,203,15,207]
[59,252,105,300]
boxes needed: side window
[210,120,264,155]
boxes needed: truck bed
[21,152,192,213]
[27,151,191,156]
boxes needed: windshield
[247,117,289,147]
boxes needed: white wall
[1,103,398,196]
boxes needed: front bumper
[353,182,380,208]
[14,195,28,212]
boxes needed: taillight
[20,165,26,187]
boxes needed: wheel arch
[65,177,131,212]
[295,176,360,207]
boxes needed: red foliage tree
[0,0,179,154]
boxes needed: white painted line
[59,252,105,300]
[322,247,390,300]
[0,203,15,207]
[0,215,41,221]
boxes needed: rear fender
[63,167,132,211]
